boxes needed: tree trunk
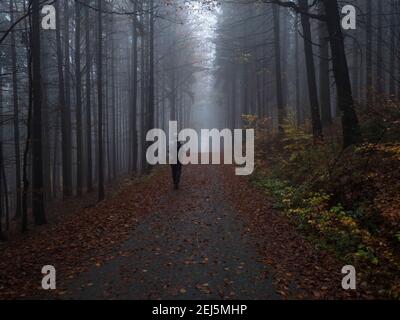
[272,4,285,133]
[85,3,93,192]
[389,0,396,98]
[31,0,46,225]
[148,0,155,131]
[375,0,384,95]
[351,0,359,100]
[398,1,400,102]
[318,2,332,126]
[140,5,148,172]
[62,0,73,197]
[110,15,117,180]
[75,0,83,196]
[146,0,155,173]
[281,8,288,109]
[131,6,139,172]
[9,0,22,219]
[295,14,301,126]
[21,0,31,232]
[299,0,323,140]
[322,0,360,148]
[366,0,373,105]
[0,140,5,241]
[97,0,105,201]
[0,61,5,240]
[56,0,65,199]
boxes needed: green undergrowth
[244,113,400,299]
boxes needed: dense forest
[0,0,400,300]
[0,0,203,234]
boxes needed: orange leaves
[221,165,356,300]
[0,168,171,299]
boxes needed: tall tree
[295,14,302,126]
[55,0,66,199]
[0,57,5,240]
[299,0,323,140]
[31,0,46,225]
[318,2,332,126]
[366,0,373,105]
[110,13,117,180]
[389,0,396,98]
[272,4,285,133]
[63,0,73,197]
[398,1,400,102]
[375,0,384,95]
[351,0,359,100]
[85,2,93,192]
[21,0,31,232]
[0,138,5,241]
[140,3,148,172]
[322,0,360,147]
[131,4,139,172]
[97,0,105,201]
[75,0,83,196]
[148,0,155,138]
[9,0,22,218]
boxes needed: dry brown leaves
[0,168,171,299]
[221,165,364,300]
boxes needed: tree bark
[375,0,384,95]
[322,0,360,148]
[9,0,22,219]
[0,139,5,240]
[389,0,396,98]
[299,0,323,140]
[148,0,155,131]
[318,2,332,126]
[0,60,5,240]
[272,4,285,133]
[85,3,93,192]
[295,14,302,127]
[21,0,31,232]
[110,14,117,180]
[62,0,73,197]
[31,0,46,225]
[131,5,139,172]
[366,0,373,105]
[97,0,105,201]
[75,0,83,196]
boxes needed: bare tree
[31,0,46,225]
[97,0,105,201]
[318,2,332,126]
[366,0,373,104]
[299,0,323,140]
[63,0,73,197]
[9,0,22,218]
[75,0,83,196]
[321,0,360,147]
[85,1,93,192]
[272,4,285,133]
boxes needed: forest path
[63,164,281,300]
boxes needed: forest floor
[0,162,356,299]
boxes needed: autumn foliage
[244,97,400,298]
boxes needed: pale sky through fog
[185,1,224,149]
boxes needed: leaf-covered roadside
[239,114,400,299]
[0,168,170,299]
[222,165,358,299]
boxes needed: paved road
[64,165,280,300]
